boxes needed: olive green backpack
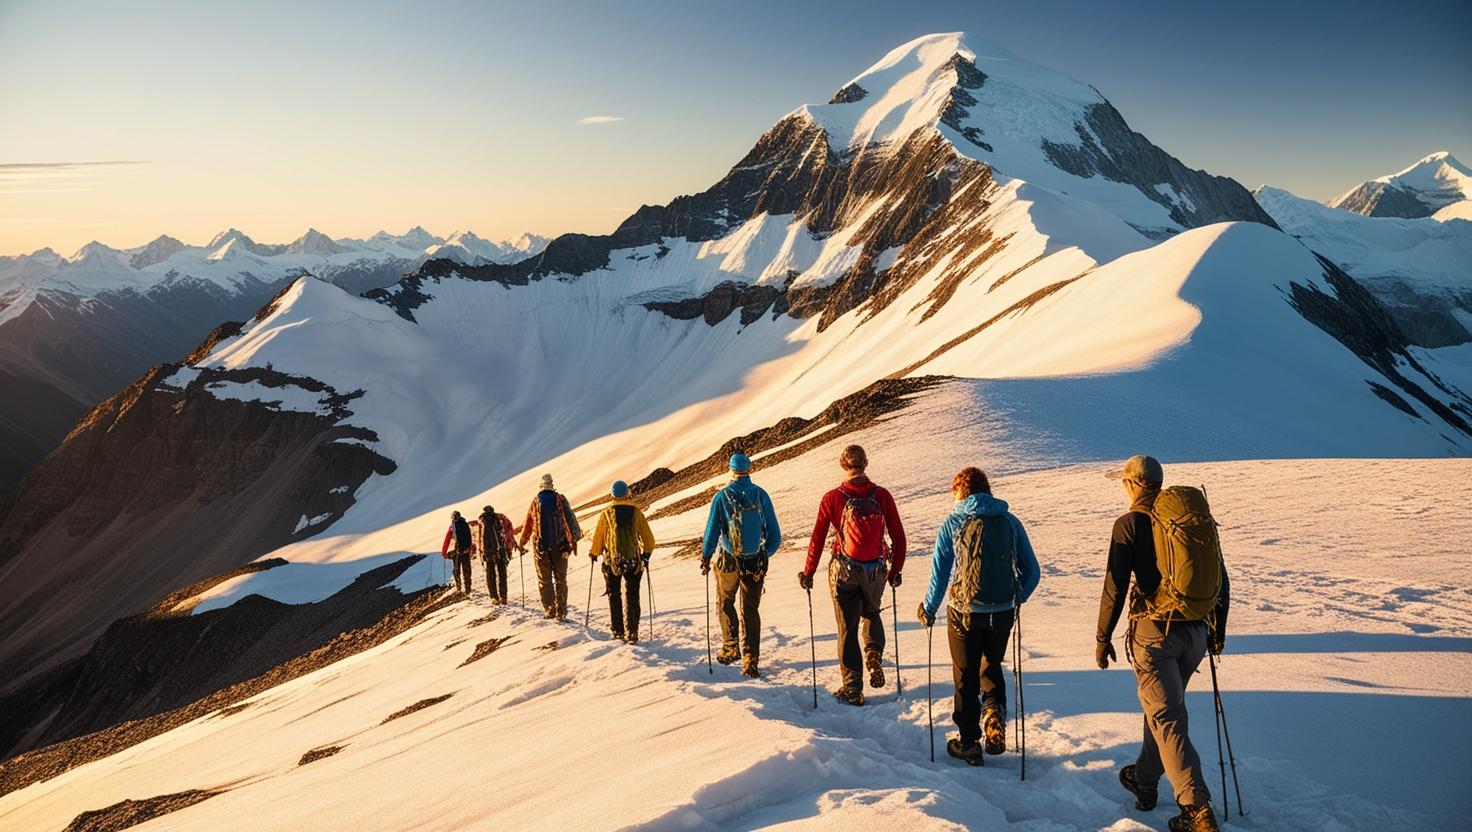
[1145,485,1223,625]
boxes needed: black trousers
[482,557,508,600]
[451,551,473,593]
[603,563,643,637]
[947,608,1015,744]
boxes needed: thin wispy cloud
[576,115,625,125]
[0,160,150,194]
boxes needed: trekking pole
[1209,652,1245,816]
[705,566,713,674]
[519,549,526,609]
[646,561,656,639]
[1014,602,1027,782]
[806,587,818,709]
[890,584,902,698]
[927,619,934,762]
[584,557,595,628]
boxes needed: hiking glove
[1095,641,1116,669]
[1210,632,1225,655]
[641,552,651,564]
[887,570,902,588]
[916,603,933,628]
[798,571,813,591]
[700,559,711,576]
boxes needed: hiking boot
[865,648,886,688]
[741,654,760,678]
[543,610,556,620]
[1119,765,1158,811]
[983,705,1007,755]
[624,631,639,645]
[946,736,983,767]
[611,630,625,641]
[715,647,740,666]
[1168,804,1219,832]
[831,686,865,706]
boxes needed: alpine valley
[1,32,1467,832]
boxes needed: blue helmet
[611,480,630,499]
[729,453,751,473]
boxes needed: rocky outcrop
[1330,180,1438,219]
[0,337,395,689]
[1289,257,1472,437]
[1042,102,1280,236]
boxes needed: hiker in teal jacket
[700,453,782,677]
[917,467,1040,764]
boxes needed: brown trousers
[715,565,764,658]
[534,548,570,616]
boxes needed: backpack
[832,486,888,560]
[536,491,573,553]
[1143,486,1223,624]
[479,512,505,561]
[949,514,1018,609]
[603,504,642,575]
[722,486,765,564]
[452,517,473,552]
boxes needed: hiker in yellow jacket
[588,481,657,643]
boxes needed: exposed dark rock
[381,693,453,724]
[0,555,422,758]
[0,355,395,688]
[459,636,512,667]
[1368,382,1421,418]
[0,588,456,797]
[1288,256,1472,438]
[938,54,993,151]
[63,788,223,832]
[638,376,951,523]
[298,745,344,766]
[829,82,868,104]
[534,641,560,652]
[1331,181,1436,219]
[1041,102,1280,235]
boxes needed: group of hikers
[439,448,1232,832]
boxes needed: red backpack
[832,486,889,560]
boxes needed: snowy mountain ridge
[1326,150,1472,219]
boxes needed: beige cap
[539,474,555,490]
[1106,454,1163,483]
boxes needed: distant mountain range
[1257,153,1471,346]
[0,227,549,497]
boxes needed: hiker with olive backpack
[800,444,907,706]
[1095,455,1231,832]
[589,481,657,643]
[701,453,782,678]
[917,467,1039,766]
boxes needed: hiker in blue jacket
[918,466,1040,764]
[701,453,782,678]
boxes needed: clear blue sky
[2,0,1468,254]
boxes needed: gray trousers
[828,557,887,691]
[1131,618,1211,807]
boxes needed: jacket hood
[838,476,878,496]
[953,493,1009,518]
[608,498,638,508]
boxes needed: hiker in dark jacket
[588,481,657,643]
[1096,455,1230,832]
[440,510,475,595]
[917,467,1039,764]
[800,445,906,705]
[477,505,511,604]
[518,474,581,620]
[701,453,782,678]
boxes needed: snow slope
[3,445,1467,830]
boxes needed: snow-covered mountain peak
[1326,151,1471,220]
[286,228,347,256]
[128,235,186,269]
[65,240,125,265]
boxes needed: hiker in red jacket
[799,445,906,705]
